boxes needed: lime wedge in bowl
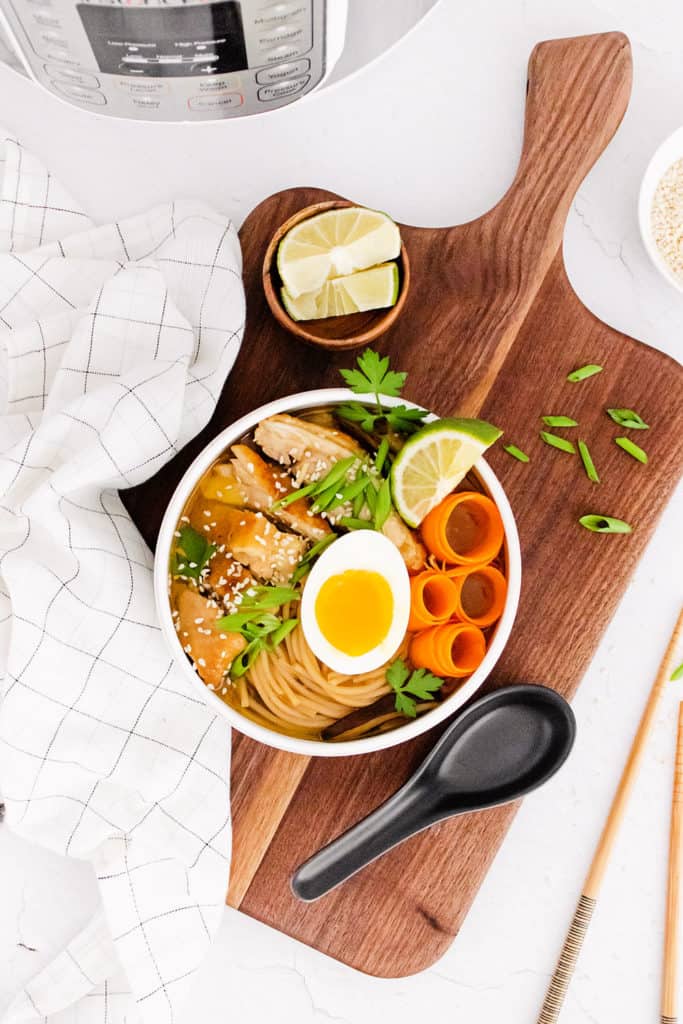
[281,262,399,321]
[277,207,401,298]
[391,418,503,527]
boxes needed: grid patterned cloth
[0,133,245,1022]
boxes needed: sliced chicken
[254,414,426,572]
[189,499,306,583]
[202,552,257,610]
[230,444,331,543]
[198,462,244,504]
[254,413,361,486]
[174,585,245,689]
[381,515,426,573]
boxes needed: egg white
[301,531,410,675]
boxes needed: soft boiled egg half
[301,531,410,675]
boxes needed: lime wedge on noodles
[391,418,502,527]
[282,262,399,321]
[277,207,401,298]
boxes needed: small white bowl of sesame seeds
[639,126,683,293]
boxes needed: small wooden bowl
[262,200,410,351]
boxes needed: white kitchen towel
[0,132,245,1023]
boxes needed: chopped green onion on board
[540,431,576,454]
[615,437,648,464]
[542,415,578,427]
[567,364,603,382]
[503,444,530,463]
[578,440,600,483]
[606,408,649,430]
[579,514,632,534]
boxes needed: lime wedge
[390,418,502,527]
[277,207,401,298]
[281,262,399,321]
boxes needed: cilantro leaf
[173,525,216,580]
[340,349,407,399]
[404,668,443,701]
[387,658,444,717]
[384,404,428,434]
[386,658,410,691]
[395,691,418,717]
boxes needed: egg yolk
[315,569,394,657]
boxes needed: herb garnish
[579,514,632,534]
[607,408,649,430]
[503,444,530,463]
[387,658,443,717]
[337,348,428,436]
[567,364,603,382]
[540,431,576,454]
[578,440,600,483]
[217,584,301,678]
[672,663,683,682]
[173,525,216,580]
[291,534,336,584]
[615,437,648,464]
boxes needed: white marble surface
[1,1,682,1022]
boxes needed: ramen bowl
[154,390,521,757]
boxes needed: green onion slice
[338,516,375,531]
[579,514,632,534]
[672,662,683,682]
[540,431,576,454]
[503,444,530,463]
[615,437,648,464]
[578,440,600,483]
[567,364,603,382]
[606,408,649,430]
[542,415,578,427]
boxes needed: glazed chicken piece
[230,444,331,543]
[202,552,256,609]
[189,499,306,583]
[254,414,426,572]
[254,413,361,486]
[174,586,245,689]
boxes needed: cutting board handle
[497,31,632,241]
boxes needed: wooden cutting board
[122,32,683,977]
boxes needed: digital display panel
[77,1,247,77]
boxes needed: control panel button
[188,92,244,111]
[253,4,308,25]
[50,81,106,105]
[256,58,309,84]
[260,43,303,63]
[257,24,306,47]
[117,79,168,95]
[196,74,242,93]
[257,76,310,101]
[45,65,99,89]
[33,11,60,26]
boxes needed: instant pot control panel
[0,0,329,120]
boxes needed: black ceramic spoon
[291,684,575,902]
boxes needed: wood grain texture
[662,703,683,1021]
[121,32,683,977]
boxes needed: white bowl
[638,126,683,293]
[154,390,522,757]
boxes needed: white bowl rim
[638,125,683,294]
[153,388,522,757]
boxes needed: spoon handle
[291,785,442,902]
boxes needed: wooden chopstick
[662,702,683,1024]
[537,607,683,1024]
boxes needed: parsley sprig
[337,348,428,436]
[173,525,216,580]
[387,658,444,717]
